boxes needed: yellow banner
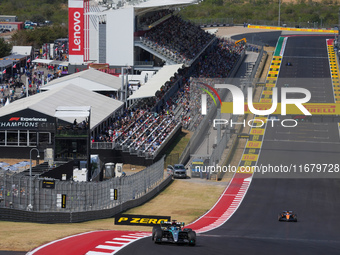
[242,154,259,161]
[221,102,340,115]
[247,24,338,34]
[250,128,265,135]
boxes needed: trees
[0,38,12,58]
[0,0,67,24]
[180,1,340,27]
[11,25,68,48]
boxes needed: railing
[91,142,115,150]
[134,61,154,66]
[56,129,88,137]
[145,122,181,160]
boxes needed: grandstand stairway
[134,39,180,65]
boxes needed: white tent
[0,84,124,130]
[11,46,32,56]
[32,59,53,64]
[41,68,122,92]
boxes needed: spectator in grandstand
[138,9,174,28]
[144,15,214,62]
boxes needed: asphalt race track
[231,31,282,47]
[115,36,340,255]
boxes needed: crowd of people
[93,108,178,156]
[169,38,245,130]
[138,9,174,29]
[94,31,245,153]
[144,15,214,64]
[0,62,61,107]
[196,38,245,78]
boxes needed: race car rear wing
[160,221,185,227]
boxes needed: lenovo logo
[72,11,82,51]
[69,7,84,55]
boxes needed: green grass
[163,130,191,156]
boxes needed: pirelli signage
[115,214,171,226]
[222,103,340,115]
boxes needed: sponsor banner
[69,1,84,57]
[247,24,338,33]
[0,117,48,129]
[237,133,250,139]
[242,154,259,161]
[62,194,67,208]
[0,116,54,130]
[42,180,55,189]
[115,214,171,226]
[221,102,340,115]
[250,128,265,135]
[0,109,55,130]
[246,141,262,149]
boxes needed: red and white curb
[184,174,253,233]
[26,231,151,255]
[195,177,252,233]
[85,233,151,255]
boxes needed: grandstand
[75,1,245,164]
[0,0,245,167]
[91,18,244,164]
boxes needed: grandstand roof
[128,64,182,100]
[42,68,121,92]
[133,0,197,14]
[0,84,124,130]
[134,0,197,8]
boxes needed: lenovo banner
[68,0,84,62]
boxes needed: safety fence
[208,115,238,168]
[0,174,172,223]
[0,157,165,213]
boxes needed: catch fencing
[0,157,165,213]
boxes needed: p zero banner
[68,0,84,63]
[115,214,171,226]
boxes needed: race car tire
[183,228,192,232]
[293,214,297,222]
[188,231,196,246]
[278,214,282,221]
[152,226,161,241]
[154,229,163,244]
